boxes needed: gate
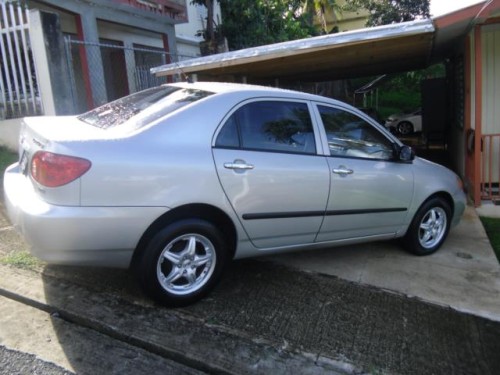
[0,0,42,119]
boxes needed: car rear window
[78,86,213,129]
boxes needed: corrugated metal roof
[152,19,435,82]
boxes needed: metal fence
[0,0,42,119]
[481,133,500,202]
[64,37,188,113]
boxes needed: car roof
[168,81,339,103]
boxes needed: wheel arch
[412,191,455,223]
[131,203,237,268]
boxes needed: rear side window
[78,86,213,129]
[215,100,316,155]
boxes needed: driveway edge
[0,264,361,375]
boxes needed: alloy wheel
[156,233,216,295]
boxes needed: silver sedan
[4,82,466,306]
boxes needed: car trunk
[17,116,106,206]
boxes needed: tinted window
[216,101,316,155]
[318,105,393,160]
[79,86,213,129]
[215,115,239,148]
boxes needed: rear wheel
[135,219,228,306]
[397,121,414,135]
[403,197,451,256]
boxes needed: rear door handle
[332,166,353,176]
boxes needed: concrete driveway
[1,196,500,374]
[269,205,500,321]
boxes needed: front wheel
[135,219,229,307]
[403,197,451,256]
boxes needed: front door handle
[332,166,353,176]
[224,161,254,170]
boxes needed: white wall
[482,23,500,135]
[0,119,21,151]
[97,21,165,49]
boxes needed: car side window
[215,101,316,155]
[318,105,394,160]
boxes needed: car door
[313,103,414,242]
[212,99,330,249]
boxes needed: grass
[0,250,40,270]
[0,145,17,173]
[0,145,41,270]
[480,216,500,262]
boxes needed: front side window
[215,101,316,155]
[318,105,394,160]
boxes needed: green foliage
[0,250,40,270]
[344,0,430,27]
[0,146,17,174]
[352,64,445,118]
[480,217,500,263]
[220,0,317,50]
[377,90,420,119]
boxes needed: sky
[430,0,485,17]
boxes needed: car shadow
[40,242,500,375]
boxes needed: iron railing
[481,133,500,202]
[0,0,42,119]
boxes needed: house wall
[30,1,178,40]
[482,23,500,135]
[31,1,172,53]
[447,37,471,181]
[464,20,500,205]
[311,0,369,33]
[26,0,179,111]
[480,22,500,199]
[463,27,478,203]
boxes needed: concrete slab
[476,201,500,218]
[0,295,204,375]
[267,205,500,322]
[0,266,354,375]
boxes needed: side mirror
[392,143,414,162]
[398,145,415,163]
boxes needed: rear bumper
[3,163,167,268]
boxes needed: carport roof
[152,1,495,82]
[153,19,435,82]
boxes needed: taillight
[31,151,91,187]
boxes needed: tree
[191,0,222,54]
[344,0,430,27]
[219,0,316,50]
[302,0,342,34]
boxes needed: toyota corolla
[4,82,466,306]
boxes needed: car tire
[403,197,451,256]
[135,219,228,307]
[397,121,414,135]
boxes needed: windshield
[78,86,213,129]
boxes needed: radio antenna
[173,60,192,83]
